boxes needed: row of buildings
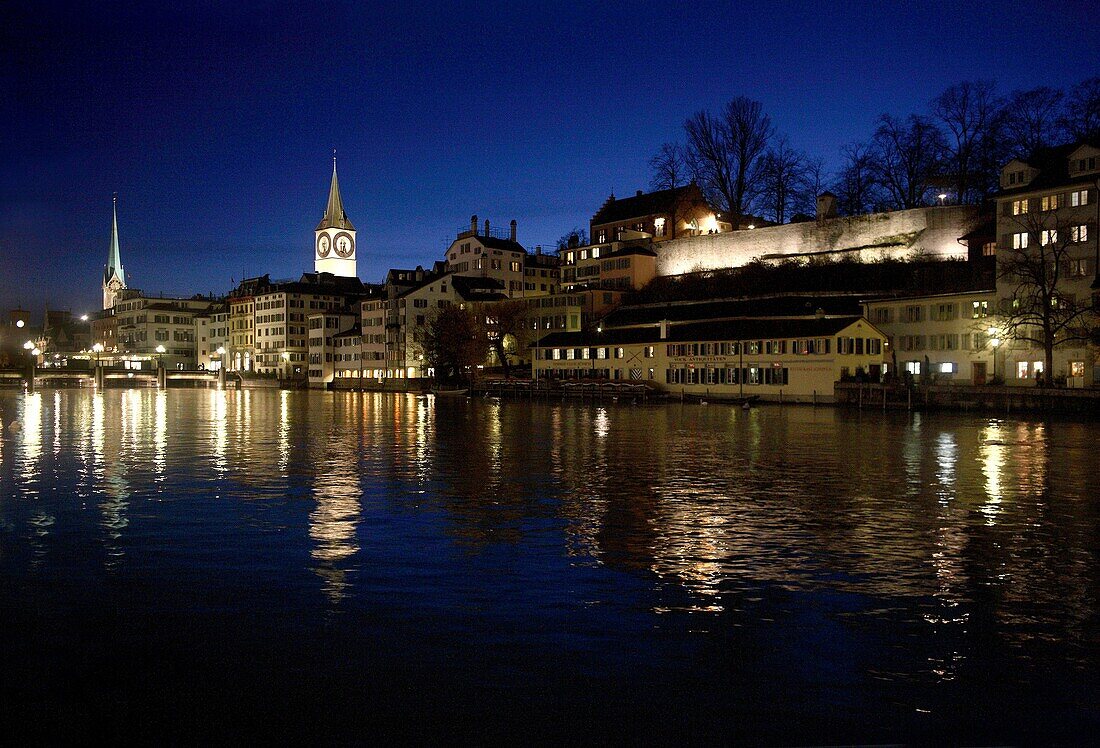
[11,137,1096,402]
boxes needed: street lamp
[938,193,948,205]
[989,327,1001,383]
[155,344,166,369]
[80,314,89,322]
[215,346,225,371]
[92,342,104,368]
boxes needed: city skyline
[3,1,1098,315]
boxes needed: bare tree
[484,299,529,378]
[833,142,881,215]
[1060,77,1100,141]
[931,80,1006,205]
[1003,86,1065,158]
[649,142,687,191]
[684,96,773,226]
[556,227,588,250]
[759,137,810,224]
[871,114,947,209]
[423,305,489,385]
[996,210,1097,387]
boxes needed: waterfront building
[388,272,509,380]
[252,272,369,379]
[559,240,657,291]
[307,310,360,387]
[522,289,625,344]
[994,137,1100,386]
[313,156,358,279]
[444,216,557,298]
[227,275,274,372]
[194,303,229,371]
[360,296,387,380]
[102,195,126,310]
[533,315,886,402]
[110,289,217,369]
[862,290,998,384]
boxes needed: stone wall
[656,206,982,276]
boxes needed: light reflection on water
[0,389,1097,737]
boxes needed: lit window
[1070,189,1089,207]
[1071,225,1088,243]
[1040,195,1060,211]
[1040,229,1057,246]
[1070,361,1085,377]
[939,362,956,374]
[1012,199,1028,215]
[1013,232,1029,249]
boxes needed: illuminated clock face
[317,235,331,257]
[334,234,353,257]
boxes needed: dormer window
[1008,170,1025,185]
[1077,157,1097,172]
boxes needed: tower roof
[316,156,355,231]
[104,195,125,286]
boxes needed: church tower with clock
[314,155,357,278]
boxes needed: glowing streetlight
[31,348,41,357]
[91,342,104,369]
[23,340,34,350]
[80,314,89,322]
[155,344,166,369]
[938,193,948,205]
[16,319,25,328]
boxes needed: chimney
[484,219,490,237]
[636,189,643,197]
[815,307,826,319]
[471,215,478,234]
[659,319,669,340]
[535,245,542,255]
[510,219,517,242]
[816,192,837,220]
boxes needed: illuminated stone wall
[655,206,982,276]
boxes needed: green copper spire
[104,194,125,286]
[316,151,354,231]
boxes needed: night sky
[3,1,1097,316]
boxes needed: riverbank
[835,381,1100,415]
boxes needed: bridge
[0,366,235,391]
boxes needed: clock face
[334,233,354,258]
[317,234,331,258]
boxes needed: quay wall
[835,381,1100,414]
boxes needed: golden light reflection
[933,431,957,504]
[153,390,167,481]
[278,389,290,472]
[979,421,1006,523]
[211,389,228,475]
[20,392,43,485]
[309,417,362,605]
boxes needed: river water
[0,389,1097,742]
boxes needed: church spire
[105,194,124,286]
[103,194,126,310]
[316,152,354,231]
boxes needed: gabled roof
[591,184,706,227]
[999,137,1100,195]
[476,235,526,253]
[600,295,864,328]
[316,159,355,231]
[452,275,509,302]
[535,316,873,347]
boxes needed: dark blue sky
[2,1,1097,315]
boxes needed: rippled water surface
[1,389,1097,741]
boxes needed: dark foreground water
[0,389,1097,742]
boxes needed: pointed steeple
[104,194,125,286]
[316,152,354,231]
